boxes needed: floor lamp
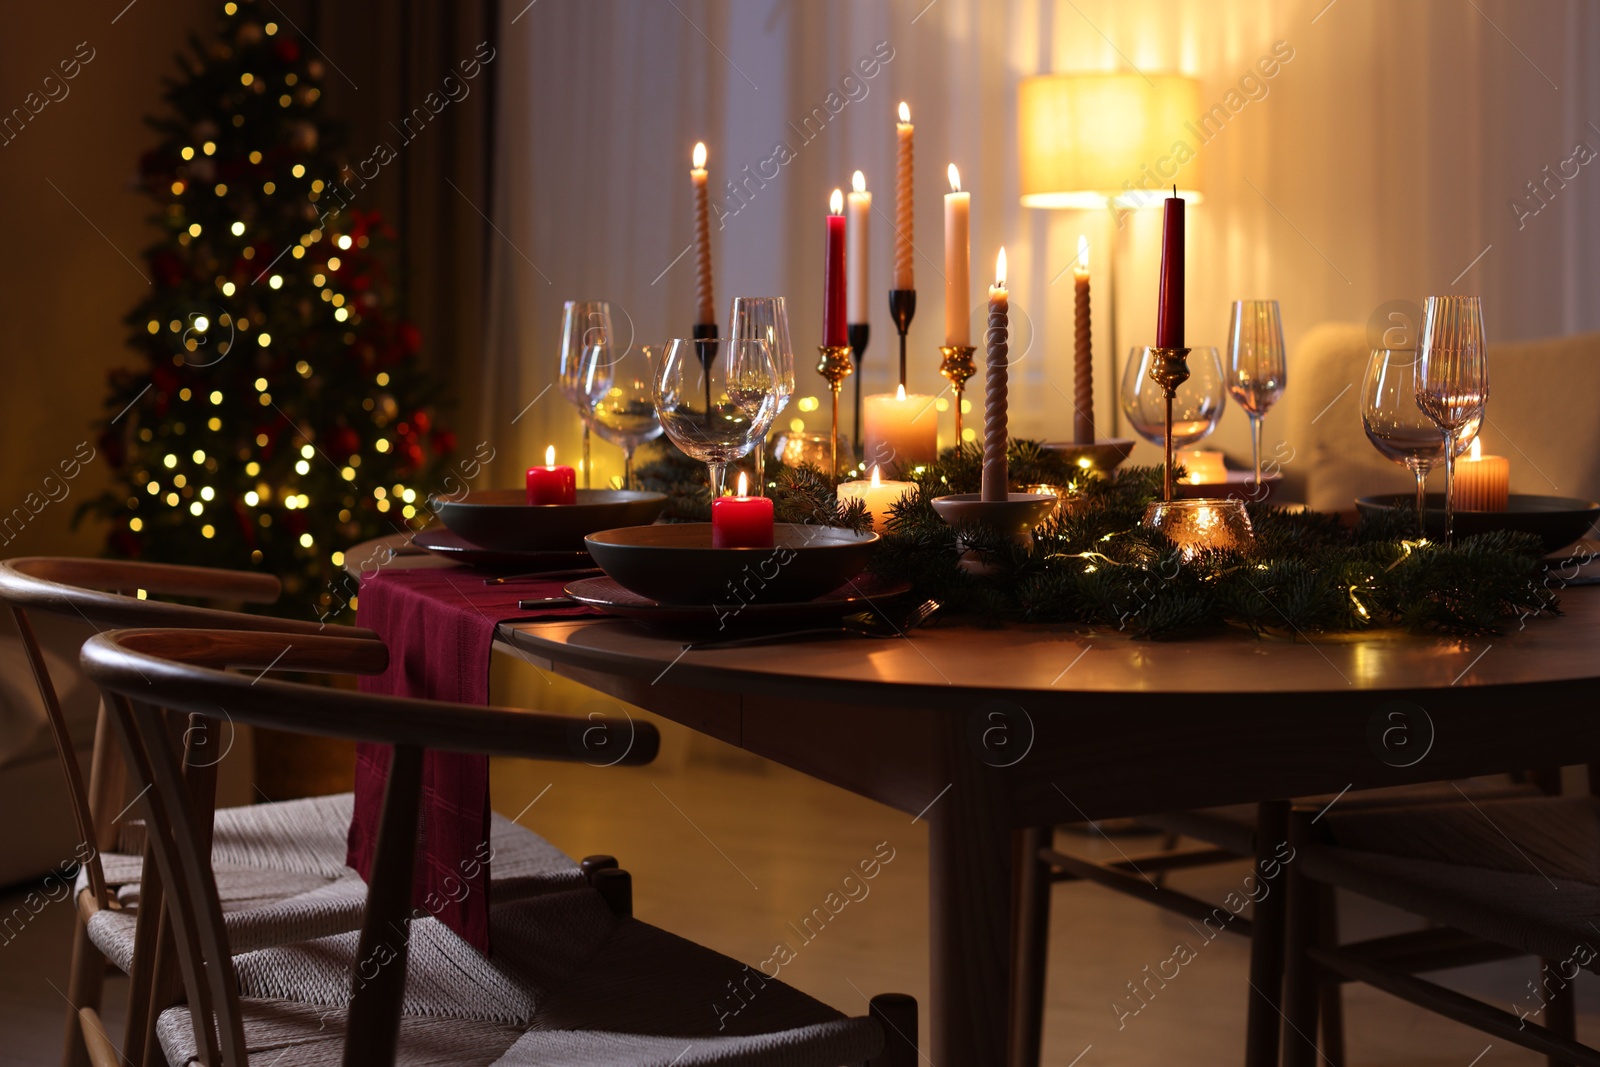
[1017,72,1204,444]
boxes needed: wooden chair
[1281,788,1600,1067]
[81,626,921,1067]
[0,558,578,1067]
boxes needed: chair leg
[866,993,918,1067]
[1009,826,1052,1067]
[1245,802,1290,1067]
[1281,814,1321,1067]
[60,915,105,1067]
[1316,883,1346,1067]
[1543,957,1577,1067]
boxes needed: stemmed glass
[1416,296,1489,545]
[728,297,796,496]
[580,342,663,490]
[1226,300,1287,487]
[558,300,615,489]
[1360,347,1479,537]
[1122,345,1227,449]
[654,337,780,497]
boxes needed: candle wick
[1172,184,1177,197]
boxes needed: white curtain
[482,0,1600,481]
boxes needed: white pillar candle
[1176,450,1227,485]
[847,170,871,324]
[944,164,970,346]
[836,465,917,533]
[862,383,938,474]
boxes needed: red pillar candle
[823,188,848,347]
[526,445,577,505]
[1155,187,1185,349]
[711,471,775,548]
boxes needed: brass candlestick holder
[938,344,976,444]
[1146,346,1192,501]
[816,344,854,479]
[888,289,916,387]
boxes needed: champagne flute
[581,341,663,490]
[728,297,796,496]
[1361,348,1479,536]
[654,337,779,497]
[1416,295,1489,546]
[558,301,614,489]
[1226,300,1287,487]
[1121,345,1227,449]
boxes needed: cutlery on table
[485,567,603,586]
[681,598,941,651]
[517,596,578,609]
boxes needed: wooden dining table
[350,535,1600,1067]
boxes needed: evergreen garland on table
[634,438,1561,639]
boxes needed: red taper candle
[823,188,848,347]
[1156,186,1185,349]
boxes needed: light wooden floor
[1,657,1594,1065]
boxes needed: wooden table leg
[1246,801,1290,1067]
[928,722,1014,1067]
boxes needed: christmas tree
[80,0,456,623]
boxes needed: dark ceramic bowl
[1355,493,1600,552]
[436,488,666,552]
[584,523,879,605]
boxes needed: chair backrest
[83,626,659,1067]
[0,557,379,906]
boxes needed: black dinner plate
[563,574,914,635]
[412,528,593,571]
[1356,493,1600,552]
[436,488,666,552]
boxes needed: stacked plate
[417,488,667,570]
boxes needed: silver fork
[682,598,941,651]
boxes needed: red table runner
[346,564,596,953]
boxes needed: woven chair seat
[159,888,883,1067]
[1304,795,1600,968]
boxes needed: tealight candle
[1454,437,1509,511]
[711,472,775,548]
[526,445,576,505]
[1176,450,1228,485]
[836,465,916,533]
[862,384,938,473]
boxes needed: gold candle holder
[1145,346,1192,501]
[938,344,977,445]
[816,344,855,479]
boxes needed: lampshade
[1018,73,1205,209]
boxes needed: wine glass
[1361,348,1479,537]
[1416,295,1489,545]
[654,337,779,497]
[1226,300,1287,488]
[728,297,796,496]
[1121,345,1227,450]
[581,341,663,490]
[558,300,614,489]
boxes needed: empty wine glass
[728,297,796,496]
[581,342,663,490]
[1122,345,1227,450]
[1416,295,1489,545]
[558,300,614,489]
[1226,300,1287,488]
[1361,347,1479,537]
[654,337,779,497]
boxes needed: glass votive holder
[772,432,851,470]
[1142,497,1255,557]
[1026,484,1078,518]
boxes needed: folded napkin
[347,566,596,953]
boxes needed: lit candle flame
[692,142,707,170]
[830,188,844,214]
[995,247,1007,288]
[736,471,749,498]
[947,163,961,193]
[1078,234,1089,271]
[870,466,882,488]
[852,170,866,193]
[898,101,911,124]
[1468,437,1482,460]
[895,383,907,402]
[544,444,556,467]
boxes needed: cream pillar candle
[893,102,914,290]
[944,164,970,346]
[1454,437,1510,511]
[982,247,1009,503]
[847,171,871,324]
[691,142,715,327]
[862,384,938,473]
[836,465,917,533]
